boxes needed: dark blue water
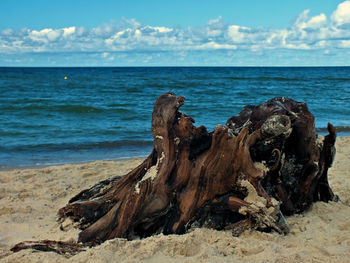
[1,67,349,169]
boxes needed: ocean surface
[1,67,349,169]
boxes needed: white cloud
[101,52,109,58]
[292,10,326,38]
[63,26,76,37]
[29,28,61,42]
[1,1,350,58]
[205,16,225,38]
[152,27,173,33]
[338,40,350,48]
[331,1,350,25]
[315,40,328,48]
[100,52,115,61]
[284,43,311,50]
[306,13,327,29]
[227,25,250,43]
[120,18,141,29]
[195,41,237,50]
[1,29,13,35]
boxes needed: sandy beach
[0,137,349,263]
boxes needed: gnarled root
[11,94,336,256]
[11,240,85,257]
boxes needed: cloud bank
[1,1,350,65]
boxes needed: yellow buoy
[64,76,68,80]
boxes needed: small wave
[257,77,300,81]
[55,105,104,114]
[319,77,350,82]
[1,104,138,115]
[0,131,27,136]
[316,126,350,133]
[0,140,154,153]
[224,76,300,81]
[107,103,136,108]
[1,104,103,113]
[224,76,250,80]
[126,87,142,93]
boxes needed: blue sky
[1,0,350,66]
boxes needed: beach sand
[1,137,350,263]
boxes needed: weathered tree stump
[12,92,337,254]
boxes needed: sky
[1,0,350,66]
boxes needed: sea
[0,67,349,169]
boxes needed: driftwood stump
[12,92,337,254]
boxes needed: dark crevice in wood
[11,93,337,256]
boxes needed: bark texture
[58,92,337,245]
[12,92,337,254]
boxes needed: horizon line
[1,65,350,68]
